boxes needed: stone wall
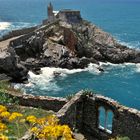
[0,26,38,41]
[58,10,82,23]
[4,90,140,139]
[57,91,140,140]
[6,91,67,112]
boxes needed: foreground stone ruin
[6,90,140,140]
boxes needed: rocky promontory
[0,19,140,82]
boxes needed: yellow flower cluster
[0,105,7,113]
[9,112,23,122]
[29,115,75,140]
[37,125,74,140]
[0,123,7,132]
[0,105,75,140]
[0,105,24,140]
[26,115,37,123]
[0,134,8,140]
[0,105,9,140]
[0,111,10,118]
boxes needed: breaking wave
[25,63,101,87]
[0,22,11,30]
[15,62,140,96]
[99,62,140,74]
[114,33,140,49]
[0,21,36,37]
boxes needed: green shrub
[0,81,19,105]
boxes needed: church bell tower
[47,2,54,21]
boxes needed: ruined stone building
[43,2,82,24]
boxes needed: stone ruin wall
[57,91,140,140]
[6,91,67,112]
[4,90,140,139]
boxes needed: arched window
[106,110,114,132]
[98,106,114,134]
[99,107,106,130]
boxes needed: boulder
[0,48,28,82]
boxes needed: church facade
[43,3,82,24]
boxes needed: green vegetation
[66,89,94,100]
[0,81,20,105]
[6,105,53,139]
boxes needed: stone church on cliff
[43,2,82,24]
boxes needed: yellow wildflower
[62,125,74,140]
[38,125,53,139]
[47,115,59,126]
[0,134,8,140]
[0,105,7,113]
[8,112,23,122]
[31,127,39,134]
[0,111,10,118]
[0,123,7,132]
[26,115,37,123]
[36,117,46,125]
[37,133,44,139]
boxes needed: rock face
[0,48,28,82]
[1,19,140,81]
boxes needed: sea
[0,0,140,110]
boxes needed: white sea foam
[119,40,140,50]
[135,64,140,73]
[99,62,140,74]
[25,64,101,88]
[27,62,140,88]
[0,22,11,30]
[15,61,140,95]
[113,34,140,50]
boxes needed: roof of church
[59,9,80,13]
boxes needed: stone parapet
[57,91,140,140]
[5,91,67,112]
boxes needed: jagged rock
[0,48,28,82]
[79,57,91,68]
[0,19,140,81]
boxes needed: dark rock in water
[1,19,140,82]
[98,67,104,72]
[54,71,61,77]
[79,57,91,68]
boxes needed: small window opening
[98,106,114,134]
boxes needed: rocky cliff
[1,19,140,82]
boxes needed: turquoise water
[1,0,140,110]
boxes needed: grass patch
[0,81,23,94]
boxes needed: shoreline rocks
[1,19,140,82]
